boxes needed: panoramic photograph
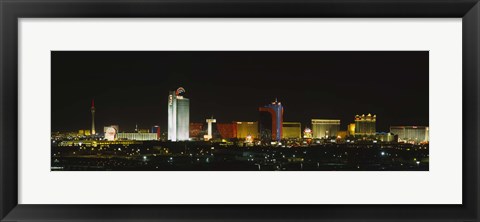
[51,51,429,171]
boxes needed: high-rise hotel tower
[168,87,190,141]
[354,114,376,136]
[259,99,284,141]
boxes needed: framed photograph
[1,0,479,221]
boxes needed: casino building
[354,114,376,136]
[259,99,284,142]
[282,122,301,139]
[117,133,158,141]
[168,87,190,141]
[236,121,259,140]
[390,126,429,144]
[311,119,340,139]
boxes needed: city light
[51,76,428,171]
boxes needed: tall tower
[91,99,96,135]
[168,87,190,141]
[259,99,284,142]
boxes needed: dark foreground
[51,141,429,171]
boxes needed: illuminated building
[336,131,347,139]
[390,126,429,144]
[117,133,158,141]
[77,130,91,136]
[151,126,161,140]
[259,99,283,141]
[347,123,355,136]
[168,87,190,141]
[189,123,204,139]
[91,99,96,135]
[58,140,143,147]
[311,119,340,139]
[375,132,396,142]
[303,127,313,138]
[354,114,376,136]
[205,117,217,141]
[78,130,92,136]
[282,122,301,139]
[236,121,259,140]
[217,123,236,139]
[138,129,150,133]
[336,131,348,143]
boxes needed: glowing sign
[105,127,117,141]
[176,87,186,96]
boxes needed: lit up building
[236,121,259,140]
[375,132,396,143]
[151,126,160,133]
[336,131,348,139]
[303,127,313,138]
[259,99,283,141]
[117,133,158,141]
[168,87,190,141]
[311,119,340,139]
[347,123,355,136]
[151,126,161,140]
[77,129,91,136]
[336,131,348,143]
[282,122,301,139]
[354,114,376,136]
[189,123,204,139]
[390,126,429,144]
[217,123,236,139]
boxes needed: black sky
[51,51,429,133]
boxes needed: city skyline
[52,51,428,132]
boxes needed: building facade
[117,133,158,141]
[282,122,301,139]
[189,123,204,139]
[347,123,355,136]
[354,114,376,136]
[375,132,396,142]
[236,121,259,140]
[168,87,190,141]
[217,123,237,139]
[259,100,283,141]
[390,126,429,144]
[151,125,161,140]
[311,119,340,139]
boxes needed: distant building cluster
[390,126,429,144]
[53,87,429,145]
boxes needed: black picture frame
[1,0,479,221]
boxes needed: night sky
[51,51,429,133]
